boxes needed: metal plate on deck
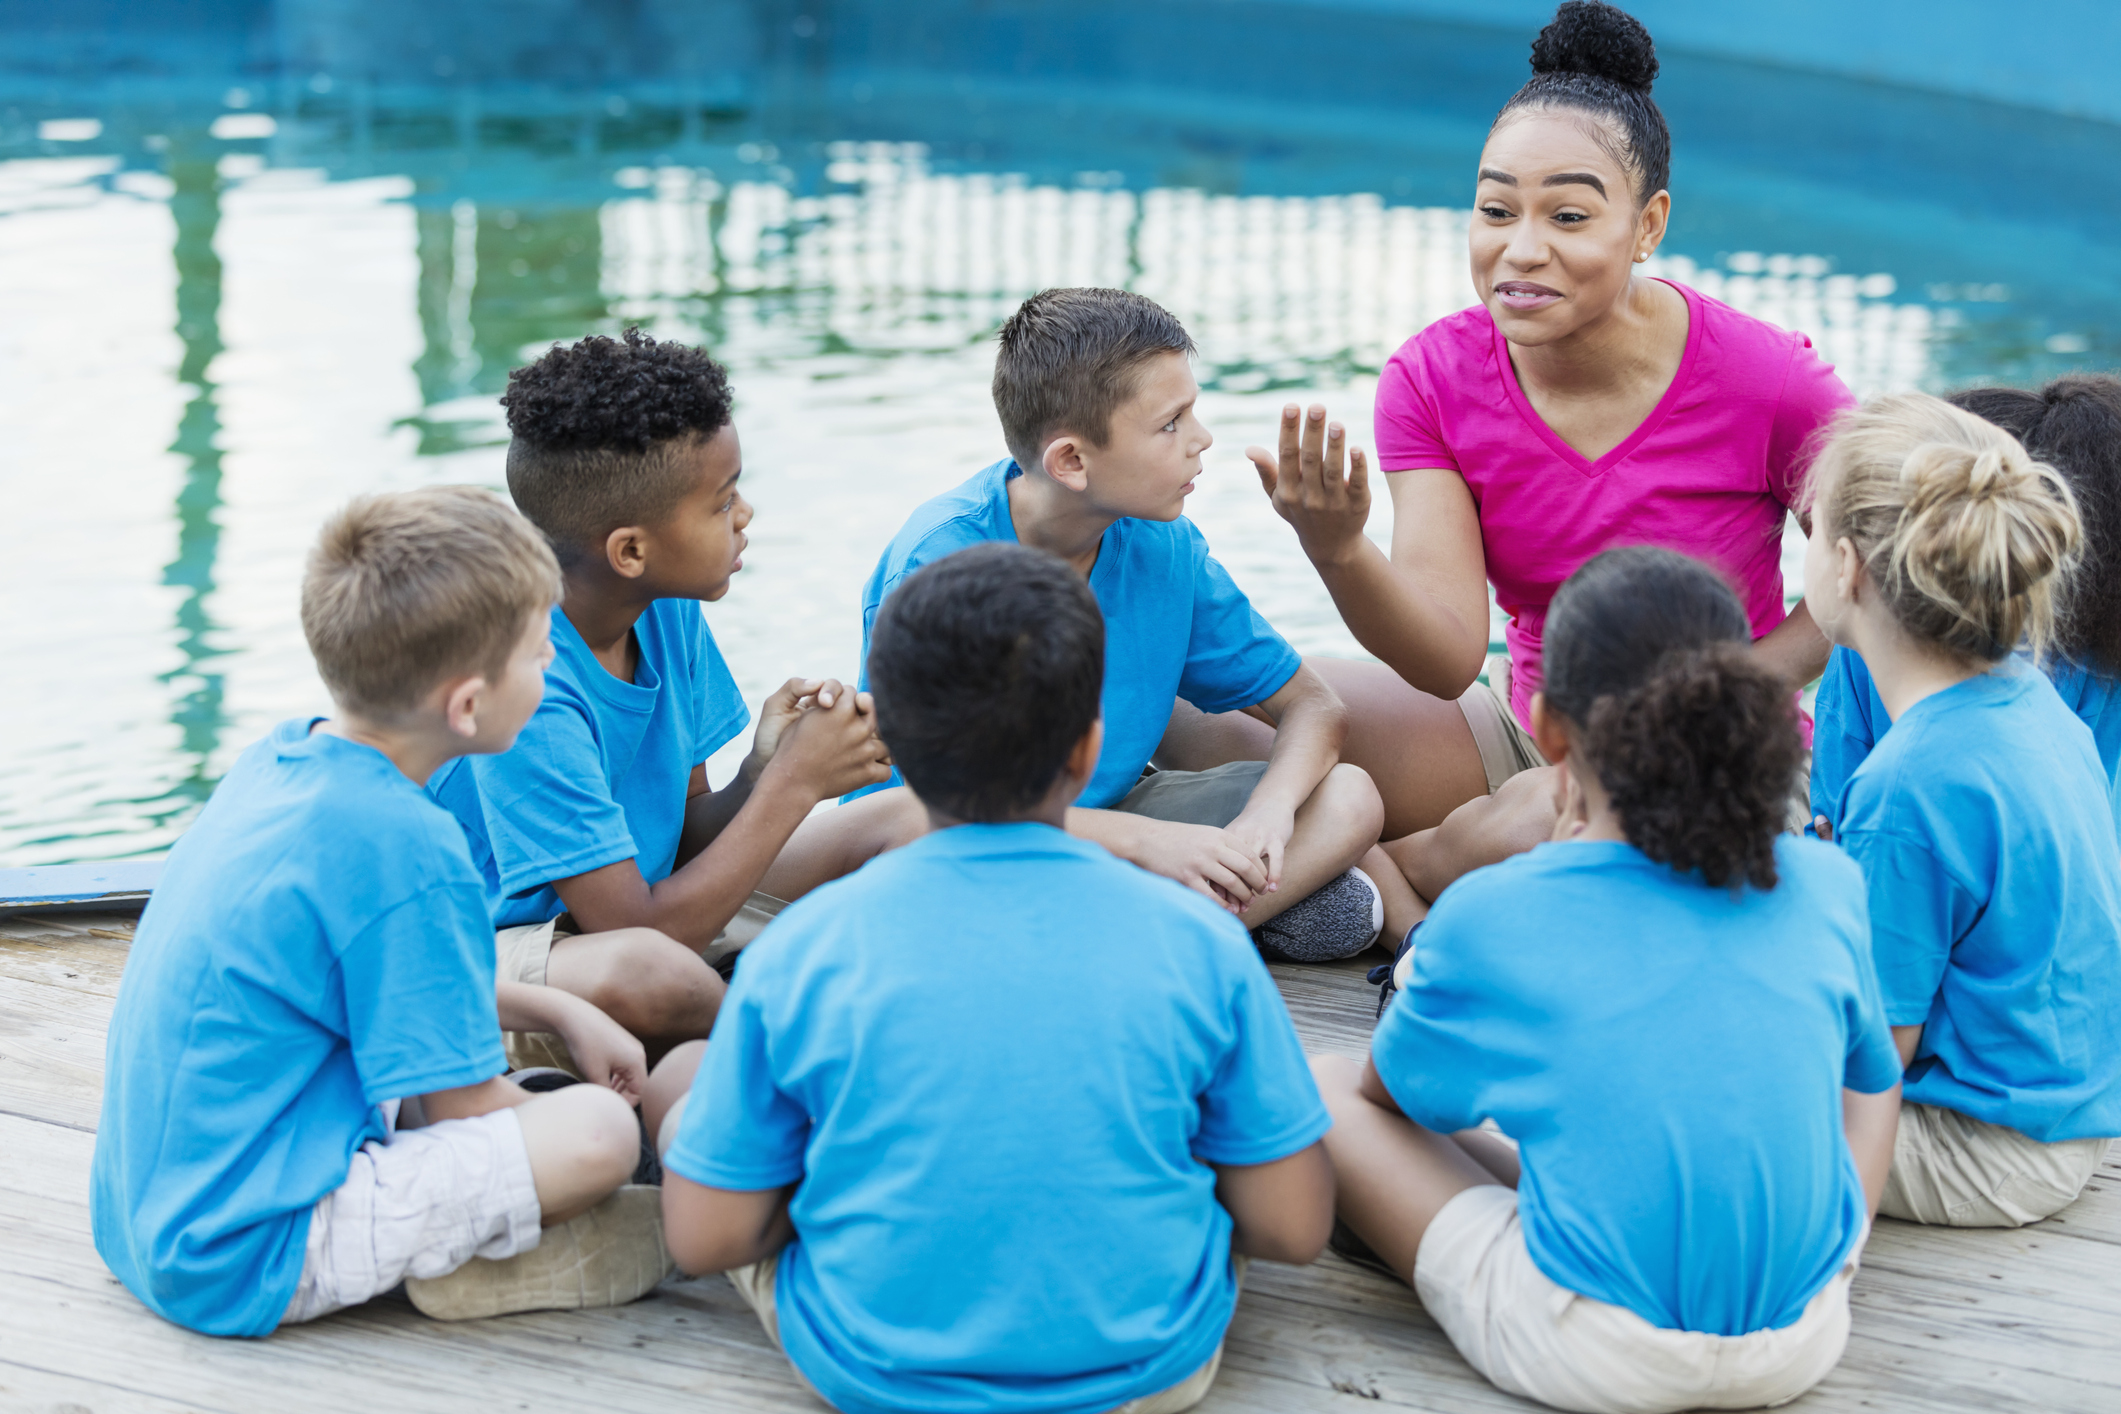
[0,861,163,917]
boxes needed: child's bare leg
[758,786,930,901]
[1451,1128,1521,1187]
[514,1084,640,1224]
[1310,1054,1502,1282]
[641,1039,707,1149]
[543,927,725,1060]
[1383,765,1561,903]
[1238,763,1381,929]
[1362,844,1428,942]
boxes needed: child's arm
[661,1173,797,1275]
[1211,1142,1335,1264]
[496,981,648,1103]
[1843,1083,1902,1221]
[553,682,891,949]
[1220,665,1348,891]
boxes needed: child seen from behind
[659,541,1335,1414]
[1802,393,2121,1227]
[1319,547,1901,1414]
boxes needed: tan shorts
[1456,664,1547,795]
[280,1108,540,1325]
[1414,1185,1856,1414]
[726,1252,1248,1414]
[492,892,787,1073]
[1880,1101,2112,1227]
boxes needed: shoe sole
[406,1185,672,1321]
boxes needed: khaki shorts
[493,892,787,1073]
[280,1108,540,1325]
[727,1252,1248,1414]
[1114,759,1269,828]
[1456,664,1547,795]
[1880,1101,2112,1227]
[1414,1185,1856,1414]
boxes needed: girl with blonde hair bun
[1802,392,2121,1229]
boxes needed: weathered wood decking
[3,912,2117,1413]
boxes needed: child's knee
[568,1084,642,1183]
[1309,1052,1363,1098]
[591,930,724,1037]
[1306,763,1386,846]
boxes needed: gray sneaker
[1252,868,1384,963]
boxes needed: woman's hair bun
[1530,1,1659,92]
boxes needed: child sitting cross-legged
[1318,547,1903,1414]
[1802,393,2121,1227]
[656,541,1336,1414]
[430,331,926,1075]
[853,287,1421,961]
[93,489,685,1335]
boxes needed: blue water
[2,0,2117,865]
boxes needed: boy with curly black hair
[432,330,925,1073]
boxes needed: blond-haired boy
[92,488,679,1335]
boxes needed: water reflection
[154,132,232,830]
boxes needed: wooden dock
[3,910,2116,1413]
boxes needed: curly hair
[1950,374,2121,672]
[1495,2,1670,205]
[500,327,735,562]
[1544,547,1804,891]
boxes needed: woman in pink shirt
[1172,2,1849,926]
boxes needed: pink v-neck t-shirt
[1374,280,1854,731]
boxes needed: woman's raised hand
[1247,402,1373,566]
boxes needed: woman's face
[1470,110,1667,347]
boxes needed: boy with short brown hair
[94,488,673,1335]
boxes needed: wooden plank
[0,972,111,1132]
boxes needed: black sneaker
[1328,1218,1402,1283]
[1253,868,1384,963]
[1366,922,1422,1020]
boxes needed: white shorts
[1880,1100,2112,1227]
[1414,1186,1856,1414]
[279,1107,542,1325]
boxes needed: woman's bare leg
[1157,658,1492,840]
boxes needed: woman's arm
[1754,599,1833,686]
[1248,405,1490,699]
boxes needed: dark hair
[500,327,735,564]
[993,288,1195,472]
[1495,2,1671,205]
[867,542,1105,821]
[1543,548,1803,891]
[1949,374,2121,672]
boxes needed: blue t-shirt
[663,823,1329,1414]
[91,720,505,1336]
[1812,645,2121,836]
[1836,665,2121,1142]
[1373,835,1901,1338]
[431,599,751,926]
[850,460,1303,809]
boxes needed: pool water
[3,2,2118,865]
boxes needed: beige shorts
[493,892,787,1072]
[1880,1101,2112,1227]
[1414,1185,1856,1414]
[1456,664,1547,795]
[280,1107,540,1325]
[726,1252,1248,1414]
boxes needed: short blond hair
[1805,393,2082,662]
[302,487,561,717]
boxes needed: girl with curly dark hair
[1811,373,2121,836]
[1313,546,1902,1414]
[1802,393,2121,1230]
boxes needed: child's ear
[1528,692,1571,765]
[1833,536,1863,604]
[1040,434,1091,493]
[605,525,651,579]
[1064,718,1104,784]
[441,675,486,740]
